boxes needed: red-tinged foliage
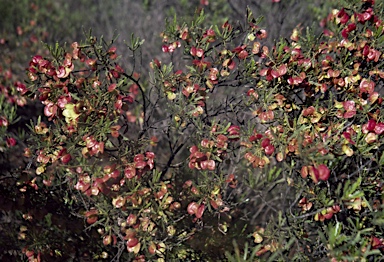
[317,164,330,181]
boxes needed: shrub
[3,0,384,261]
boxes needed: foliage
[155,1,384,260]
[0,0,383,261]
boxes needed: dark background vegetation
[1,0,334,78]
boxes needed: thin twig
[290,207,328,220]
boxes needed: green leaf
[372,218,384,226]
[379,151,384,165]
